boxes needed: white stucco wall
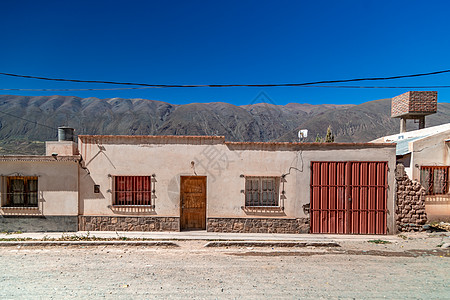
[409,132,450,181]
[0,158,79,216]
[78,136,397,232]
[407,133,450,222]
[45,141,78,156]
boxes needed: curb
[0,241,179,247]
[204,241,340,248]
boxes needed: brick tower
[391,91,437,133]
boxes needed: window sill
[241,206,286,216]
[1,206,39,210]
[242,205,283,208]
[108,204,156,215]
[425,194,450,204]
[0,206,42,216]
[112,205,155,208]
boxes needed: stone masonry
[79,216,180,232]
[395,164,427,232]
[391,91,437,117]
[207,217,310,234]
[0,216,78,232]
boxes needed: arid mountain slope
[276,99,450,142]
[0,95,448,154]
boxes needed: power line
[0,109,80,137]
[1,85,450,91]
[0,87,160,91]
[296,85,450,89]
[1,69,450,88]
[0,109,58,131]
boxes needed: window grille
[420,166,450,195]
[113,176,153,206]
[5,176,38,207]
[245,176,279,207]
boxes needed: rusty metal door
[310,162,388,234]
[180,176,207,230]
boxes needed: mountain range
[0,95,449,155]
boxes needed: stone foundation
[79,216,180,232]
[395,164,427,232]
[0,216,78,232]
[207,217,310,234]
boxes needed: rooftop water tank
[391,91,437,118]
[58,127,74,142]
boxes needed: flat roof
[394,136,428,156]
[79,134,225,140]
[0,155,81,162]
[78,134,395,149]
[373,123,450,143]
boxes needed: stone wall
[207,217,310,234]
[79,216,179,231]
[0,216,78,232]
[395,164,427,232]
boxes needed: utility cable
[0,110,56,130]
[1,69,450,88]
[0,109,78,138]
[1,85,450,91]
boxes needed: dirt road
[0,233,449,299]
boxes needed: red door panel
[310,161,387,234]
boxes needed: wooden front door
[180,176,207,230]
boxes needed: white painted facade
[78,135,397,232]
[372,123,450,221]
[0,135,398,233]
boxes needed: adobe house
[373,91,450,224]
[0,127,80,232]
[77,135,397,234]
[0,127,397,234]
[373,123,450,222]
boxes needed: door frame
[179,175,207,231]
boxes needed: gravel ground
[0,232,449,299]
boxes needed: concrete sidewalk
[0,230,401,242]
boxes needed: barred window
[245,177,279,207]
[113,176,152,206]
[420,166,449,195]
[6,176,38,207]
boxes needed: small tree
[315,133,323,143]
[315,126,334,143]
[324,125,334,143]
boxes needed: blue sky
[1,0,450,105]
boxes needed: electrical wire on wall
[282,150,304,178]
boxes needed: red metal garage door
[310,161,388,234]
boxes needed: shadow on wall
[79,171,105,215]
[167,173,184,206]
